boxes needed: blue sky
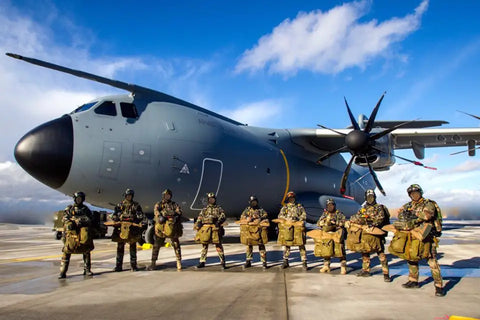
[1,0,480,222]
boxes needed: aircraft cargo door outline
[190,158,223,210]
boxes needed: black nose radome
[14,115,73,189]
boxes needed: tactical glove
[159,216,166,224]
[196,221,203,229]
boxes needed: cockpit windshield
[73,101,98,113]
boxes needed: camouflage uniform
[111,196,145,271]
[278,202,307,266]
[351,200,390,280]
[195,201,227,268]
[148,193,183,270]
[317,208,347,273]
[59,197,94,278]
[400,197,443,290]
[240,205,268,267]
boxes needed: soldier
[350,189,391,281]
[59,191,94,279]
[147,189,183,271]
[399,184,445,297]
[195,192,227,269]
[240,195,268,269]
[317,198,347,274]
[111,188,146,272]
[278,191,308,270]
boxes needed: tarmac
[0,220,479,320]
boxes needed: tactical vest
[155,201,183,239]
[63,205,94,254]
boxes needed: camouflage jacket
[154,200,182,224]
[401,197,442,232]
[63,204,92,224]
[241,206,268,221]
[197,204,226,225]
[278,203,306,222]
[351,203,389,227]
[317,209,346,228]
[112,199,145,223]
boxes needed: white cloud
[220,100,283,126]
[235,0,428,76]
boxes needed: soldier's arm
[317,213,326,227]
[260,209,268,220]
[278,207,286,219]
[299,206,307,222]
[218,208,226,224]
[370,208,385,227]
[240,208,249,220]
[420,202,436,222]
[337,213,346,227]
[175,203,182,216]
[63,206,73,223]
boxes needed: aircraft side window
[120,103,138,119]
[74,101,97,113]
[94,101,117,116]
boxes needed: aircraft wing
[289,127,480,159]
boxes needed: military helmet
[207,192,216,199]
[365,189,376,198]
[326,198,336,206]
[124,188,135,197]
[162,189,172,196]
[73,191,85,201]
[407,184,423,195]
[249,195,258,203]
[286,191,296,199]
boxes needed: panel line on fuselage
[279,149,290,205]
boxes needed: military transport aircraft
[8,53,480,223]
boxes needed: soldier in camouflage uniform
[240,196,268,269]
[278,191,308,270]
[59,191,94,279]
[317,198,347,274]
[147,189,183,271]
[351,189,391,281]
[195,192,227,269]
[111,188,146,272]
[399,184,445,297]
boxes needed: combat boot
[357,270,371,277]
[435,286,445,297]
[302,260,308,271]
[281,259,289,269]
[83,253,94,277]
[383,274,391,282]
[220,260,227,270]
[196,262,205,269]
[262,262,268,270]
[130,263,139,272]
[146,260,156,271]
[243,260,252,269]
[176,259,182,271]
[319,263,330,273]
[58,259,69,279]
[114,253,123,272]
[340,261,347,275]
[402,281,419,289]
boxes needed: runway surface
[0,221,479,320]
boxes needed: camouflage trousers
[246,244,266,263]
[61,252,91,268]
[407,245,443,287]
[323,245,346,267]
[200,243,225,263]
[116,242,137,266]
[152,237,181,261]
[362,252,389,274]
[283,245,307,262]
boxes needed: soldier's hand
[215,221,221,228]
[159,216,166,224]
[197,221,203,229]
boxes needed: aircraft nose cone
[14,115,73,189]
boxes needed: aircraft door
[190,158,223,210]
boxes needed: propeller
[317,92,431,196]
[450,111,480,155]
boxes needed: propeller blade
[316,145,349,163]
[370,118,419,140]
[317,124,347,136]
[364,92,386,133]
[450,146,480,156]
[371,146,437,170]
[344,97,360,130]
[366,158,386,196]
[457,110,480,121]
[339,156,355,194]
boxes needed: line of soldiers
[58,184,444,297]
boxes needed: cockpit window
[94,101,117,116]
[74,102,97,113]
[120,103,138,119]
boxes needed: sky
[1,0,480,223]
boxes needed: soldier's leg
[299,245,308,270]
[172,238,182,270]
[428,245,444,296]
[216,243,226,269]
[244,245,253,268]
[196,244,208,268]
[320,258,331,273]
[282,246,290,268]
[259,244,267,268]
[59,252,71,279]
[378,251,391,282]
[402,261,420,288]
[129,242,138,271]
[114,242,125,271]
[83,252,93,276]
[147,236,164,271]
[357,253,371,277]
[340,244,347,275]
